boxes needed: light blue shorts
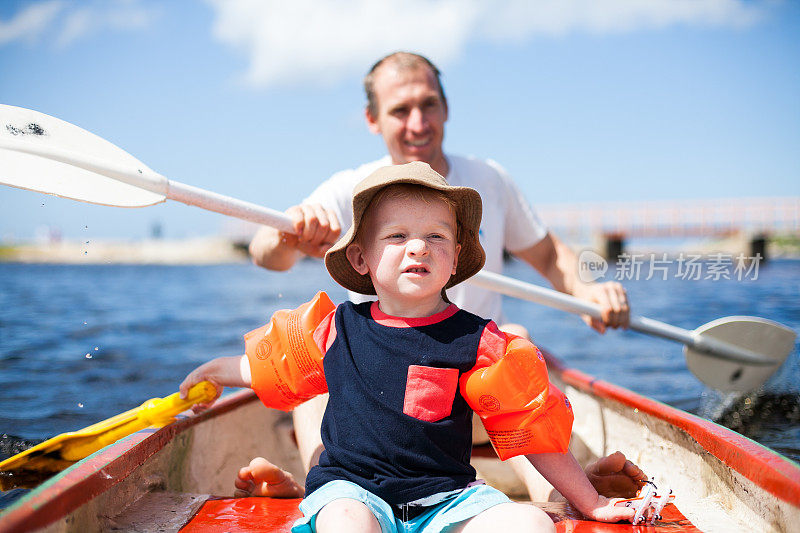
[291,480,511,533]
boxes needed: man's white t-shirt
[306,154,548,322]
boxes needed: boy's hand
[179,360,225,413]
[179,355,252,413]
[580,494,638,524]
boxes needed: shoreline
[0,237,250,265]
[1,236,797,265]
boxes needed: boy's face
[345,190,460,316]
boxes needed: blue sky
[1,0,798,241]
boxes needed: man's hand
[249,203,341,270]
[515,234,631,333]
[284,204,341,258]
[574,281,630,333]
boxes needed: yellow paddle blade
[0,381,217,473]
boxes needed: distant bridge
[536,196,800,258]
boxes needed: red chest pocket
[403,365,459,423]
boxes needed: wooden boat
[1,349,799,532]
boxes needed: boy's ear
[451,243,461,276]
[346,243,370,275]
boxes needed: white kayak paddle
[0,104,795,392]
[468,272,796,392]
[0,105,294,233]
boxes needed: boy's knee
[316,498,381,533]
[511,504,554,532]
[499,503,554,532]
[457,502,554,533]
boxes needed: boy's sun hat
[325,161,485,295]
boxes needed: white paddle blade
[0,105,165,207]
[686,316,797,392]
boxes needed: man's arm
[512,232,629,332]
[249,226,300,271]
[249,204,341,271]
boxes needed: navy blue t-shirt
[304,301,490,505]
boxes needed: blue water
[1,259,798,479]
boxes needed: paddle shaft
[468,271,775,366]
[0,136,775,366]
[168,180,295,233]
[0,138,296,233]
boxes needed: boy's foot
[234,457,305,498]
[585,451,647,498]
[232,452,645,499]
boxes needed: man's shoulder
[307,156,391,204]
[448,154,509,183]
[329,156,392,184]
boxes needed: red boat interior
[178,497,700,532]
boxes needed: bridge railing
[537,197,800,239]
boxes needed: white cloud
[55,2,154,48]
[207,0,771,89]
[0,1,63,45]
[208,0,480,87]
[0,0,156,48]
[56,8,92,48]
[479,0,764,40]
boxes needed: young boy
[180,162,636,532]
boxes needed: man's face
[366,65,448,174]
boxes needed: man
[247,52,642,501]
[251,52,628,333]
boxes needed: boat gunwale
[543,349,800,508]
[0,388,260,533]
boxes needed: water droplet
[78,403,84,408]
[85,353,92,359]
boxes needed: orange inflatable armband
[478,385,573,459]
[461,337,573,459]
[462,336,550,417]
[244,292,335,411]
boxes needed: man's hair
[363,52,447,118]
